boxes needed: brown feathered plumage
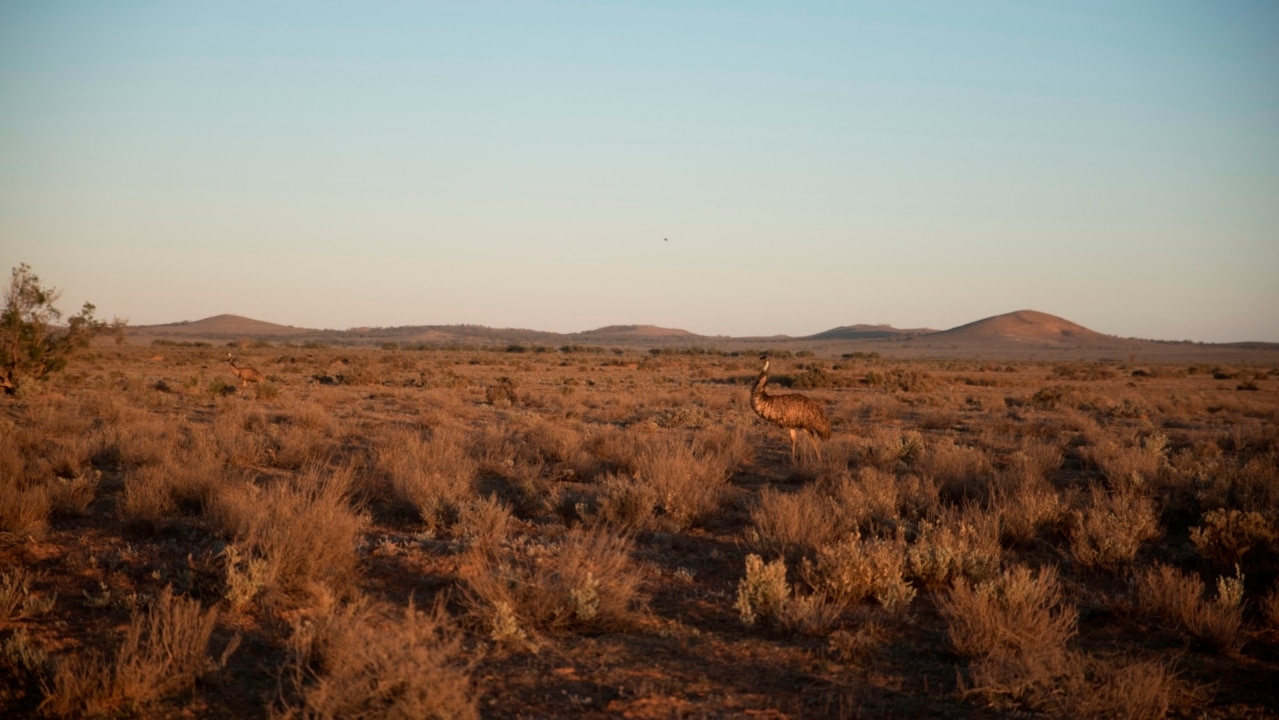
[227,353,264,387]
[750,356,830,461]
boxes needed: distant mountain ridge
[125,310,1279,359]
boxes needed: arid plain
[2,310,1278,718]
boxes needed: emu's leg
[789,428,798,463]
[808,430,823,463]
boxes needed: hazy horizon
[4,2,1277,343]
[123,307,1271,345]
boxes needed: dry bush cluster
[44,587,224,718]
[1135,563,1250,656]
[462,524,643,646]
[0,344,1275,718]
[940,565,1185,719]
[275,598,478,720]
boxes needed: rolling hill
[808,324,933,340]
[131,314,311,338]
[123,309,1277,361]
[572,325,699,341]
[929,310,1109,346]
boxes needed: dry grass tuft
[1189,508,1273,570]
[463,525,643,643]
[863,367,934,393]
[734,554,792,629]
[801,532,916,613]
[1080,433,1167,488]
[375,426,478,530]
[734,550,901,635]
[822,466,903,530]
[859,428,924,471]
[1135,563,1249,656]
[275,599,479,720]
[0,567,48,624]
[212,404,272,468]
[939,564,1080,712]
[777,592,847,636]
[456,495,514,553]
[989,441,1065,546]
[1069,483,1160,572]
[941,564,1077,661]
[0,473,50,539]
[120,465,180,531]
[748,485,842,557]
[906,507,1002,588]
[609,431,742,531]
[991,476,1063,547]
[1074,655,1186,720]
[915,438,994,500]
[516,416,595,479]
[595,472,661,530]
[44,587,222,718]
[827,622,889,665]
[207,465,366,608]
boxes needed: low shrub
[1189,508,1273,569]
[906,509,1001,588]
[375,426,477,530]
[276,599,479,720]
[939,565,1078,712]
[801,532,916,613]
[0,475,50,539]
[863,368,934,393]
[1135,563,1248,656]
[1069,484,1160,572]
[748,485,842,557]
[735,554,792,628]
[595,472,660,530]
[44,587,221,718]
[462,525,642,643]
[625,432,740,531]
[207,465,366,607]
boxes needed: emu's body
[227,353,264,387]
[750,356,830,461]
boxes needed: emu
[750,355,831,462]
[226,353,265,387]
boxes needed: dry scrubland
[2,343,1278,719]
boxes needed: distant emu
[750,355,831,462]
[226,353,265,387]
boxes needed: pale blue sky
[2,1,1276,341]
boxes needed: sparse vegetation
[44,587,222,718]
[1069,483,1161,572]
[939,564,1186,718]
[0,343,1275,717]
[1135,563,1249,656]
[275,598,479,720]
[1,263,122,395]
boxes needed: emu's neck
[751,365,770,411]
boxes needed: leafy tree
[1,263,124,394]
